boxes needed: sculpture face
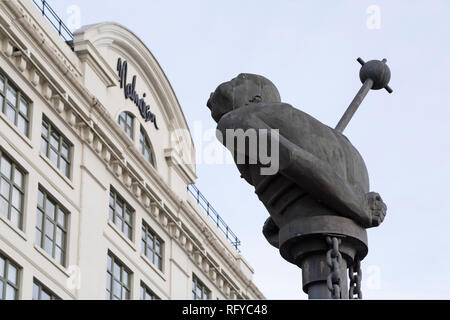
[207,73,281,122]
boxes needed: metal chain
[325,236,342,299]
[349,258,362,299]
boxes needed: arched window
[118,111,134,139]
[139,127,155,166]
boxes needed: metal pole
[335,78,373,132]
[302,253,348,299]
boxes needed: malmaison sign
[116,58,159,129]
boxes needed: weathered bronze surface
[207,58,392,299]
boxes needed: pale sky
[47,0,450,299]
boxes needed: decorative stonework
[0,0,265,300]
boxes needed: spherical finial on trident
[335,57,393,132]
[358,57,393,93]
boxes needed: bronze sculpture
[207,58,392,299]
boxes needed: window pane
[50,133,59,149]
[7,264,17,284]
[6,104,15,123]
[42,122,48,138]
[44,237,53,255]
[60,159,69,177]
[146,250,153,262]
[122,269,128,286]
[45,219,54,238]
[35,230,42,247]
[13,169,23,188]
[125,210,131,223]
[0,178,10,198]
[0,75,4,92]
[10,208,20,228]
[116,202,123,216]
[109,207,114,221]
[147,234,154,247]
[17,116,27,136]
[41,140,48,155]
[154,255,160,269]
[45,200,55,219]
[107,255,112,271]
[37,191,44,209]
[109,193,114,207]
[6,86,16,105]
[123,224,130,238]
[61,143,69,159]
[32,283,39,300]
[0,197,9,218]
[113,280,121,299]
[113,263,120,279]
[115,218,122,230]
[1,157,12,178]
[57,209,65,227]
[56,228,63,246]
[0,256,4,277]
[141,240,146,254]
[54,247,62,265]
[40,290,51,300]
[49,149,58,166]
[106,273,111,291]
[36,210,43,229]
[11,187,21,210]
[19,98,28,115]
[122,287,129,300]
[5,284,15,300]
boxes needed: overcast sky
[46,0,450,299]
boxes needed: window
[36,189,68,266]
[0,150,25,229]
[109,188,133,239]
[41,118,72,178]
[0,72,30,136]
[0,254,20,300]
[192,275,210,300]
[139,127,155,166]
[141,222,163,271]
[32,279,59,300]
[106,253,131,300]
[118,112,134,138]
[140,282,160,300]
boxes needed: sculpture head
[207,73,281,122]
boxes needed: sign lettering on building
[116,58,159,129]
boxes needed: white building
[0,0,264,300]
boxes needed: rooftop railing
[32,0,74,44]
[187,184,241,252]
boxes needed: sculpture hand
[365,192,387,227]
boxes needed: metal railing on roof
[187,184,241,252]
[32,0,74,44]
